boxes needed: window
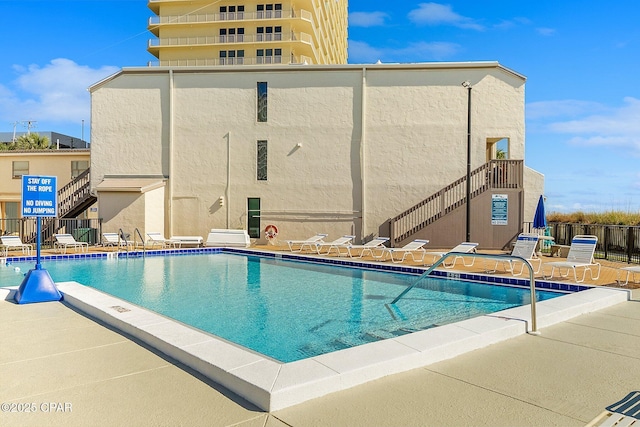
[257,26,281,41]
[220,50,244,65]
[3,202,19,233]
[257,140,267,181]
[257,3,282,18]
[247,198,261,238]
[257,82,268,122]
[220,28,245,42]
[220,5,244,20]
[71,160,89,179]
[256,49,282,64]
[12,161,28,179]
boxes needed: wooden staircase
[389,160,523,247]
[57,168,96,219]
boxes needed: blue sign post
[14,175,62,304]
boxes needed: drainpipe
[226,132,231,229]
[360,67,367,242]
[168,69,174,236]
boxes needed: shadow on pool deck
[1,247,640,426]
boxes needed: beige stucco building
[147,0,348,66]
[0,149,91,233]
[89,61,544,249]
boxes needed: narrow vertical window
[257,82,268,122]
[257,140,268,181]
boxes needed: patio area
[1,247,639,426]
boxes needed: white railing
[148,9,300,26]
[149,31,306,47]
[147,56,302,67]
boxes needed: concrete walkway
[1,285,639,427]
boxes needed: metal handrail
[117,228,129,255]
[133,228,146,257]
[391,251,539,334]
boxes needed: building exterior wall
[0,150,91,221]
[524,166,545,222]
[90,62,541,247]
[147,0,348,66]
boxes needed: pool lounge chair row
[102,230,253,249]
[284,234,480,267]
[286,234,391,258]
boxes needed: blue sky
[1,1,639,213]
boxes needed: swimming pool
[1,249,629,410]
[2,252,561,362]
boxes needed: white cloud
[528,98,640,155]
[348,40,459,63]
[536,27,556,36]
[349,11,389,27]
[408,3,484,30]
[526,99,608,120]
[0,58,118,125]
[393,41,460,61]
[348,40,385,63]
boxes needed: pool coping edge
[3,281,626,412]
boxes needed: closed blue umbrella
[533,195,547,229]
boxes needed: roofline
[88,61,526,92]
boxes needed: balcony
[147,55,314,67]
[148,31,309,47]
[148,9,311,26]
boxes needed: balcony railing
[148,30,308,47]
[147,56,298,67]
[148,9,310,26]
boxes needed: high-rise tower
[147,0,348,66]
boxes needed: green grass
[547,210,640,225]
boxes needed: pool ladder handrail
[117,228,133,257]
[391,251,540,334]
[133,228,146,257]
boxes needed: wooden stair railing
[389,160,523,246]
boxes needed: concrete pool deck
[2,250,640,426]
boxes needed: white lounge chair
[425,242,478,269]
[586,390,640,427]
[146,232,178,249]
[374,239,429,264]
[169,236,203,247]
[485,233,542,276]
[336,237,390,258]
[544,235,601,283]
[0,235,33,256]
[313,235,355,255]
[54,233,89,254]
[102,232,134,250]
[286,233,328,252]
[617,266,640,286]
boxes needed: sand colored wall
[90,63,539,245]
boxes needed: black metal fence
[524,222,640,264]
[1,217,103,248]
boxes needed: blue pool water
[1,253,562,362]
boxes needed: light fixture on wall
[296,142,303,148]
[462,81,472,242]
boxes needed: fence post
[603,226,609,260]
[628,226,634,264]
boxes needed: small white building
[89,61,543,248]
